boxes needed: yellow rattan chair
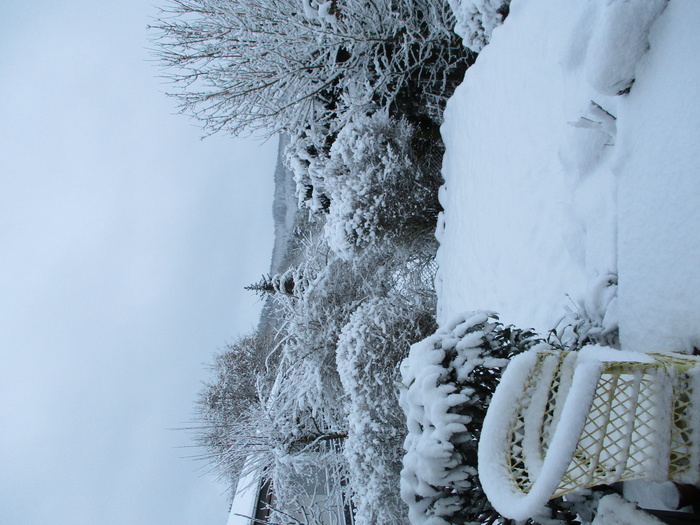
[477,345,700,521]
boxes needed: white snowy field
[436,0,700,354]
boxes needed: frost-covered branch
[151,0,468,137]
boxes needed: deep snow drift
[436,0,700,354]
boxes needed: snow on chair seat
[477,344,700,521]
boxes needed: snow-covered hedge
[286,128,333,213]
[399,311,540,525]
[337,296,436,525]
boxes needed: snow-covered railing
[478,345,700,521]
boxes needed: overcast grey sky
[0,1,276,524]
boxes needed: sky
[0,1,277,524]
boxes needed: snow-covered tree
[246,267,309,298]
[337,295,437,525]
[285,129,334,213]
[151,0,468,137]
[195,331,280,482]
[285,110,445,223]
[194,329,346,490]
[319,112,442,258]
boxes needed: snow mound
[592,494,664,525]
[585,0,667,96]
[437,0,617,334]
[613,1,700,352]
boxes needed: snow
[437,0,615,335]
[437,0,700,353]
[623,480,680,512]
[431,0,700,521]
[614,0,700,352]
[301,0,337,23]
[226,470,260,525]
[592,494,664,525]
[585,0,667,96]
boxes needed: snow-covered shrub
[270,233,439,431]
[275,237,419,427]
[400,311,541,525]
[585,0,667,95]
[337,295,437,525]
[447,0,510,52]
[549,273,619,351]
[323,113,442,259]
[285,128,333,213]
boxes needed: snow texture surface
[592,494,664,525]
[437,0,700,355]
[433,0,700,522]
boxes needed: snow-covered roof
[226,471,261,525]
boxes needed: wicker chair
[477,345,700,521]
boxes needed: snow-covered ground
[436,0,700,355]
[431,0,700,521]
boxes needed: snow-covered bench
[478,345,700,521]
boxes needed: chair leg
[674,482,700,512]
